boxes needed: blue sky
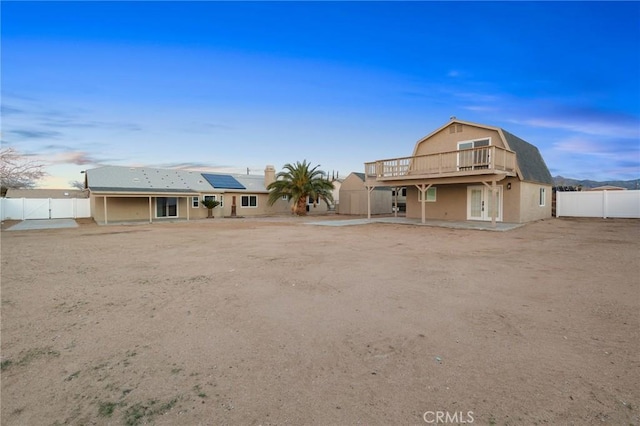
[2,1,639,188]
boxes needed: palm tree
[267,160,334,216]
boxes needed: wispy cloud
[42,117,142,131]
[3,94,142,136]
[47,151,98,165]
[1,104,25,115]
[158,162,237,172]
[508,104,640,139]
[8,129,63,139]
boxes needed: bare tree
[0,147,46,195]
[69,180,85,190]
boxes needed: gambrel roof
[501,129,553,185]
[414,119,553,185]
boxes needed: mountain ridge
[553,176,639,190]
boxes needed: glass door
[467,186,502,221]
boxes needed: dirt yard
[1,216,638,425]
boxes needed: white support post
[394,187,399,217]
[491,180,497,228]
[103,196,108,225]
[482,181,498,228]
[186,197,190,221]
[149,197,153,223]
[366,186,375,220]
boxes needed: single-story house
[85,165,295,224]
[338,172,393,215]
[364,118,554,225]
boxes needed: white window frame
[241,195,258,208]
[203,194,224,208]
[418,187,437,202]
[539,187,546,206]
[457,138,491,171]
[192,196,199,208]
[156,197,179,218]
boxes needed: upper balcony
[365,145,517,184]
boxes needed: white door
[467,185,502,221]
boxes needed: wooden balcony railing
[365,146,516,182]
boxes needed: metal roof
[86,166,269,194]
[89,187,198,194]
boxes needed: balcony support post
[482,180,498,228]
[416,183,432,224]
[366,185,375,220]
[394,186,400,217]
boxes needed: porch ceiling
[365,172,514,187]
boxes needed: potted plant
[202,198,221,218]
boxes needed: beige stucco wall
[91,196,201,223]
[405,185,467,221]
[216,192,292,217]
[413,124,506,156]
[404,179,550,223]
[501,177,521,223]
[519,181,552,222]
[90,192,294,223]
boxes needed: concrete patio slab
[306,217,524,231]
[6,219,79,231]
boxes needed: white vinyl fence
[556,190,640,218]
[0,198,91,221]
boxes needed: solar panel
[201,173,246,190]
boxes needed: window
[241,195,257,207]
[418,187,437,202]
[539,188,546,206]
[392,188,407,197]
[203,194,224,207]
[156,197,178,217]
[282,195,289,201]
[458,138,491,170]
[192,197,199,208]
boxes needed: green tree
[267,160,334,216]
[201,198,220,218]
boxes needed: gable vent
[449,124,463,134]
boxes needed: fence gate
[23,199,52,219]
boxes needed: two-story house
[364,118,553,225]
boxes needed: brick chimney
[264,165,276,188]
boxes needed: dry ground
[1,217,638,425]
